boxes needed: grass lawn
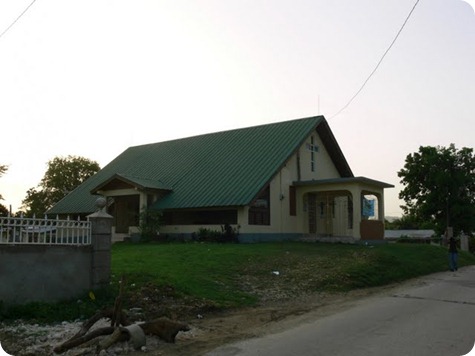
[111,241,475,306]
[3,241,475,323]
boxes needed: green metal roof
[49,116,352,214]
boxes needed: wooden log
[69,308,131,342]
[96,327,124,352]
[139,317,190,343]
[53,327,116,354]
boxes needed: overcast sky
[1,0,474,217]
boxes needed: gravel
[0,318,164,356]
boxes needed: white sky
[1,0,474,217]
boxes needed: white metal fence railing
[0,215,91,245]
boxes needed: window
[249,186,270,225]
[289,186,296,216]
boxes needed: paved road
[208,266,475,356]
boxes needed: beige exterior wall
[160,224,223,235]
[237,166,295,234]
[238,131,342,235]
[300,132,340,180]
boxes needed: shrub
[195,224,239,243]
[138,208,163,242]
[196,228,222,242]
[220,223,239,243]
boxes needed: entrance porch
[295,177,394,241]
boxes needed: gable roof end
[90,173,173,193]
[316,120,353,178]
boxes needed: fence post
[87,198,113,289]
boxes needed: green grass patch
[113,241,475,301]
[111,242,276,307]
[2,241,474,323]
[0,286,117,324]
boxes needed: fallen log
[53,327,127,354]
[97,327,126,353]
[53,275,189,353]
[69,308,131,342]
[139,317,190,343]
[54,317,189,353]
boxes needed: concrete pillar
[350,188,361,239]
[87,198,113,289]
[377,192,384,222]
[460,232,469,252]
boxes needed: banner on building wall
[362,198,375,218]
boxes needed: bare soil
[148,286,399,356]
[1,282,404,356]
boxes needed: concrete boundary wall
[0,244,92,304]
[0,210,113,305]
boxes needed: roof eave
[294,176,394,189]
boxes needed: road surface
[208,266,475,356]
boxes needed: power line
[330,0,421,119]
[0,0,38,40]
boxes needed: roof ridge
[130,115,325,148]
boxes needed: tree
[385,215,435,230]
[0,204,8,216]
[0,164,7,201]
[398,144,475,236]
[22,155,100,216]
[0,164,8,215]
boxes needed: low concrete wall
[0,244,92,305]
[360,220,384,240]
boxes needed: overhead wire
[0,0,38,41]
[329,0,421,120]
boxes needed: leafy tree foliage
[0,204,8,217]
[385,215,435,230]
[398,144,475,236]
[0,164,7,201]
[22,156,100,216]
[0,165,8,215]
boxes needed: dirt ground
[0,280,417,356]
[148,286,400,356]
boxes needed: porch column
[351,187,362,239]
[139,191,148,211]
[378,192,385,223]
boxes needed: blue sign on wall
[362,198,375,217]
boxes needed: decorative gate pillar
[87,198,113,289]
